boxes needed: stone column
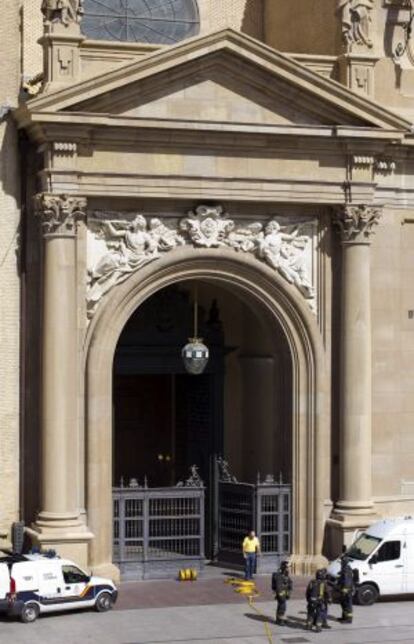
[330,204,381,545]
[28,194,93,565]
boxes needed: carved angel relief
[87,206,316,318]
[87,215,185,316]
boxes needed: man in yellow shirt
[242,530,261,580]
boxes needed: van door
[0,564,10,599]
[60,564,90,603]
[36,561,65,600]
[11,562,38,593]
[368,540,404,595]
[403,537,414,592]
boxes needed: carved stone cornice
[34,193,87,237]
[333,204,382,243]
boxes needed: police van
[327,517,414,605]
[0,550,118,622]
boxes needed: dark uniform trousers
[338,565,354,623]
[340,589,353,622]
[276,593,287,620]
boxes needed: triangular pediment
[22,29,411,132]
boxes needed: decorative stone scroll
[41,0,84,26]
[87,206,317,317]
[333,204,382,243]
[179,205,235,247]
[34,193,87,236]
[337,0,374,50]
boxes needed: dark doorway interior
[114,372,221,488]
[113,285,225,490]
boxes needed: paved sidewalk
[116,574,310,611]
[1,574,414,644]
[1,598,414,644]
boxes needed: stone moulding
[86,205,317,318]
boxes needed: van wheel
[355,583,379,606]
[20,602,40,623]
[95,592,113,612]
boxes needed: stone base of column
[26,523,94,570]
[90,562,121,584]
[326,510,379,557]
[288,553,329,576]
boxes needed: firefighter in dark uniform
[271,560,292,625]
[338,556,354,623]
[306,568,331,632]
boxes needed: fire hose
[225,578,273,643]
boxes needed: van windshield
[346,533,382,561]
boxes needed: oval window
[82,0,200,44]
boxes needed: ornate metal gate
[113,468,205,580]
[113,461,291,578]
[215,458,292,572]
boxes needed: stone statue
[257,220,314,299]
[42,0,84,26]
[87,215,184,315]
[338,0,374,49]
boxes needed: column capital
[34,193,87,237]
[333,204,382,244]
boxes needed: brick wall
[22,0,44,80]
[0,0,22,543]
[199,0,264,39]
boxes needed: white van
[327,517,414,605]
[0,551,117,622]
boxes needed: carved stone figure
[180,205,235,248]
[87,208,316,318]
[338,0,374,49]
[42,0,84,26]
[257,220,314,299]
[87,214,184,316]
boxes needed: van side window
[62,565,88,584]
[376,540,401,562]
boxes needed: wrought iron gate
[215,458,292,572]
[113,469,205,580]
[113,461,291,578]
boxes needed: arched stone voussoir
[84,245,330,576]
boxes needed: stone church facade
[1,0,414,579]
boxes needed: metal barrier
[113,480,205,580]
[113,461,291,579]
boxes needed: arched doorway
[111,281,293,573]
[85,248,329,579]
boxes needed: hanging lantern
[182,337,209,375]
[181,285,209,375]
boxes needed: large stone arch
[84,245,329,578]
